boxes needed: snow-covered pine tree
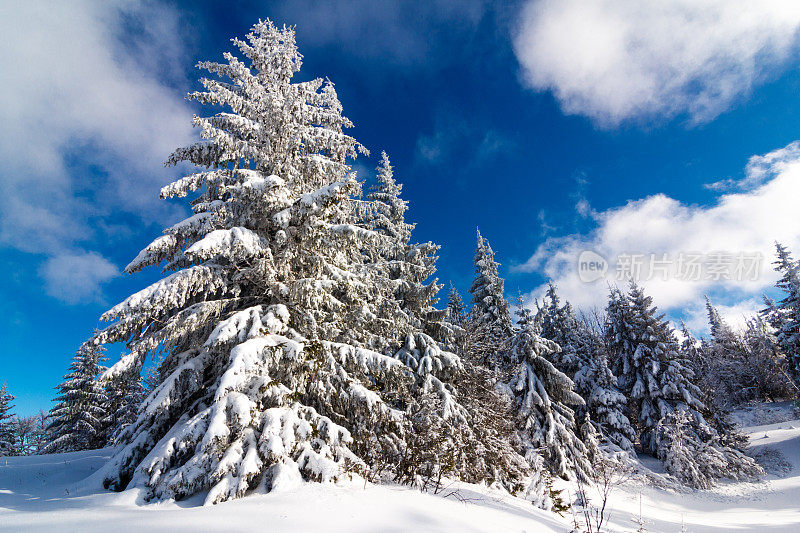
[701,298,752,406]
[0,384,15,456]
[102,367,146,444]
[447,283,466,328]
[606,283,706,453]
[538,282,591,378]
[513,291,535,329]
[468,230,513,367]
[606,283,762,486]
[741,315,796,400]
[604,287,636,383]
[443,283,468,354]
[42,343,108,453]
[679,321,702,375]
[573,345,636,455]
[763,242,800,391]
[508,322,596,482]
[359,151,454,348]
[535,283,633,453]
[444,358,533,497]
[87,21,502,505]
[654,409,759,489]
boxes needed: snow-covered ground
[1,403,798,533]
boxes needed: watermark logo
[576,250,763,283]
[577,250,608,282]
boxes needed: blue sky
[3,0,800,414]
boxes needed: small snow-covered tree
[763,243,800,391]
[43,343,108,453]
[654,410,761,489]
[451,357,532,493]
[468,230,513,367]
[447,283,466,328]
[0,384,15,456]
[513,291,538,330]
[701,298,752,406]
[444,283,468,353]
[508,323,595,482]
[10,412,48,456]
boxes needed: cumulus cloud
[0,1,194,302]
[514,141,800,330]
[39,252,119,305]
[512,0,800,126]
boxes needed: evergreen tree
[606,283,762,486]
[444,283,468,354]
[513,291,535,329]
[360,151,451,346]
[573,346,636,454]
[702,298,751,406]
[537,283,634,453]
[607,282,705,454]
[763,242,800,391]
[87,21,512,505]
[468,230,513,367]
[539,282,590,378]
[446,283,466,327]
[508,323,596,482]
[741,315,796,400]
[102,368,146,444]
[0,384,15,456]
[679,321,702,375]
[42,343,108,453]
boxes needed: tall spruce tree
[607,283,705,453]
[360,152,452,348]
[43,343,108,453]
[538,283,634,452]
[606,283,762,486]
[763,242,800,390]
[539,282,590,378]
[86,21,524,505]
[102,368,146,444]
[508,322,596,482]
[573,345,636,454]
[468,230,513,367]
[0,384,15,456]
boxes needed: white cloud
[514,141,800,330]
[0,1,195,303]
[39,252,119,305]
[0,0,193,255]
[513,0,800,126]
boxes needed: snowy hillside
[1,404,798,533]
